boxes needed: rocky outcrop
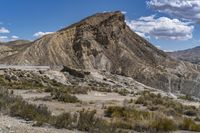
[61,66,90,78]
[0,11,200,98]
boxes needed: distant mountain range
[1,11,200,97]
[169,46,200,65]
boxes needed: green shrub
[53,112,77,129]
[117,89,129,96]
[51,89,79,103]
[0,88,115,132]
[10,101,51,124]
[178,95,194,101]
[77,109,97,131]
[150,117,177,132]
[69,86,89,94]
[77,109,113,132]
[49,85,90,95]
[0,89,14,110]
[180,118,200,131]
[105,106,152,121]
[105,106,178,132]
[135,92,199,117]
[104,106,125,118]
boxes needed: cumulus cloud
[0,35,21,42]
[11,35,19,41]
[0,27,10,33]
[33,31,53,38]
[135,31,150,39]
[122,11,127,14]
[0,36,8,42]
[147,0,200,23]
[156,45,161,49]
[126,15,194,40]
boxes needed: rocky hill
[169,46,200,65]
[1,11,200,98]
[0,12,171,69]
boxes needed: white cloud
[0,35,21,42]
[135,31,150,39]
[126,15,194,40]
[0,27,10,33]
[11,35,19,39]
[0,36,8,42]
[11,35,19,40]
[122,11,127,14]
[156,45,161,49]
[33,31,53,38]
[164,49,173,52]
[147,0,200,23]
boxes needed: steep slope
[169,46,200,65]
[1,11,200,98]
[0,12,175,69]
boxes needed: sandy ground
[0,115,81,133]
[13,90,134,116]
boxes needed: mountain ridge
[169,46,200,65]
[1,11,200,98]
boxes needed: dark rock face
[0,11,200,97]
[61,66,90,78]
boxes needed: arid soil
[0,115,81,133]
[13,89,134,116]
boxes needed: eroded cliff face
[0,11,200,97]
[0,12,170,68]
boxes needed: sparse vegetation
[52,112,77,129]
[90,86,131,96]
[104,106,178,132]
[45,85,89,95]
[150,117,177,132]
[135,91,199,117]
[102,91,200,132]
[180,118,200,132]
[178,95,195,101]
[10,102,51,126]
[0,88,116,132]
[115,88,130,96]
[0,89,51,125]
[1,86,200,132]
[51,88,80,103]
[1,71,200,133]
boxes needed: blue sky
[0,0,200,51]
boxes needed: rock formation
[1,11,200,97]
